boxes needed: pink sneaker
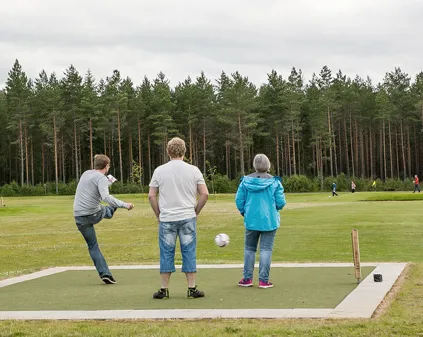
[238,278,253,287]
[258,281,273,288]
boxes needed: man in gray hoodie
[73,154,134,284]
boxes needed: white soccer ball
[215,233,230,247]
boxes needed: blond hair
[94,154,110,170]
[167,137,186,158]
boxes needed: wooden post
[352,228,362,284]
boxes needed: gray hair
[253,154,271,173]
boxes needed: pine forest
[1,59,423,193]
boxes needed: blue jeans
[75,205,116,277]
[243,229,277,282]
[159,217,197,273]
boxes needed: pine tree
[61,65,83,181]
[5,59,31,186]
[218,72,259,175]
[148,72,176,165]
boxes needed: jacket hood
[241,176,280,192]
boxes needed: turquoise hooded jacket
[235,176,286,231]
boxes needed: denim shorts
[159,217,197,273]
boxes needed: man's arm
[195,184,209,216]
[99,177,134,210]
[148,186,160,221]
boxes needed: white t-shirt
[149,160,206,222]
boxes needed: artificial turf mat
[0,267,374,310]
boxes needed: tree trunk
[297,132,301,175]
[225,143,228,177]
[138,119,142,185]
[382,120,387,181]
[360,127,365,178]
[414,125,419,175]
[53,116,59,195]
[395,124,400,179]
[128,126,133,182]
[103,130,107,155]
[287,134,291,176]
[111,126,114,175]
[74,120,79,182]
[276,134,280,176]
[24,122,29,185]
[363,129,367,177]
[117,108,123,182]
[334,125,338,176]
[42,142,45,184]
[280,136,284,176]
[292,121,297,175]
[62,134,66,183]
[349,114,355,177]
[388,119,393,178]
[78,132,82,180]
[406,125,411,178]
[148,131,152,180]
[354,119,359,177]
[19,119,24,186]
[327,107,333,177]
[318,137,324,190]
[203,122,206,175]
[89,117,93,169]
[234,148,237,177]
[343,118,349,176]
[339,123,343,174]
[30,138,34,185]
[238,112,245,175]
[379,129,383,179]
[369,128,373,179]
[400,120,406,181]
[188,122,193,163]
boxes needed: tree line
[1,59,423,192]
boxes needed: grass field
[1,191,423,336]
[0,267,374,310]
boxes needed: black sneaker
[153,288,169,299]
[101,275,117,284]
[187,286,205,299]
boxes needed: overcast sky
[0,0,422,88]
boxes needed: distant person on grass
[73,154,134,285]
[332,182,339,196]
[235,154,286,289]
[148,137,209,299]
[351,181,356,193]
[413,175,420,193]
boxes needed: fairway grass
[0,192,423,336]
[0,267,374,310]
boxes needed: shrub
[283,175,317,193]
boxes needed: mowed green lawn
[1,192,423,336]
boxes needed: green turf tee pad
[0,267,374,310]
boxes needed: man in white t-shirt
[148,137,209,299]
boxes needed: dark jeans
[75,206,116,277]
[414,184,420,193]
